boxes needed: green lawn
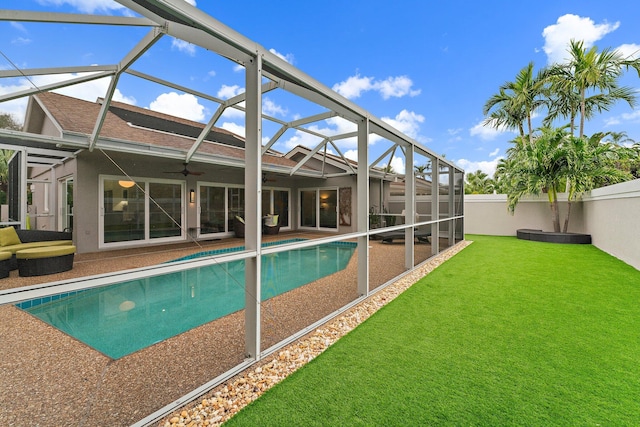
[225,235,640,426]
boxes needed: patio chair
[233,216,245,238]
[263,214,280,235]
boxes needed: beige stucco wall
[464,194,586,236]
[465,179,640,270]
[582,179,640,270]
[68,151,359,253]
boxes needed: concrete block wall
[464,179,640,270]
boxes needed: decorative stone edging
[161,241,472,427]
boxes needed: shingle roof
[34,92,303,169]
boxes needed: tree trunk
[563,200,572,233]
[549,190,560,232]
[579,88,586,138]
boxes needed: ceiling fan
[164,163,204,176]
[262,172,276,184]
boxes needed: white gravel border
[160,240,472,427]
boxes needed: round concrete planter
[516,229,592,244]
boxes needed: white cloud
[332,74,374,99]
[605,110,640,127]
[11,37,32,46]
[217,84,243,99]
[376,76,421,100]
[171,38,196,56]
[220,104,245,120]
[381,109,425,140]
[616,43,640,60]
[37,0,128,14]
[447,127,463,142]
[332,73,420,100]
[343,149,358,162]
[219,121,245,138]
[269,48,294,64]
[469,120,511,141]
[489,148,500,157]
[604,117,621,126]
[279,130,323,151]
[279,116,356,151]
[389,156,406,174]
[0,73,136,123]
[149,92,204,121]
[263,97,287,117]
[542,14,620,64]
[10,22,27,33]
[455,157,503,177]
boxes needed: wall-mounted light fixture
[189,189,195,204]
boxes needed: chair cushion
[2,240,73,254]
[16,245,76,259]
[265,214,279,226]
[0,227,21,247]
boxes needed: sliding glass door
[300,188,337,230]
[101,177,184,246]
[199,184,289,235]
[198,185,244,235]
[262,188,289,228]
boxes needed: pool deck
[0,231,465,426]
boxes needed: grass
[224,235,640,426]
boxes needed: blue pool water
[18,241,356,359]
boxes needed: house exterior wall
[67,150,360,253]
[291,175,357,233]
[74,151,249,253]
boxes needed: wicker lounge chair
[263,214,280,235]
[16,245,76,277]
[378,229,431,244]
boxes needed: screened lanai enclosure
[0,1,464,425]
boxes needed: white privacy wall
[581,180,640,270]
[464,194,586,236]
[464,179,640,270]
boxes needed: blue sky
[2,0,640,176]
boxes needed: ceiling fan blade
[162,163,204,176]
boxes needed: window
[101,177,184,246]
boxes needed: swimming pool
[18,241,356,359]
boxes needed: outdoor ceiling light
[119,180,135,188]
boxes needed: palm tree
[0,113,21,202]
[414,163,431,179]
[465,170,495,194]
[503,126,631,232]
[561,132,630,231]
[546,40,640,138]
[483,62,548,146]
[504,128,568,232]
